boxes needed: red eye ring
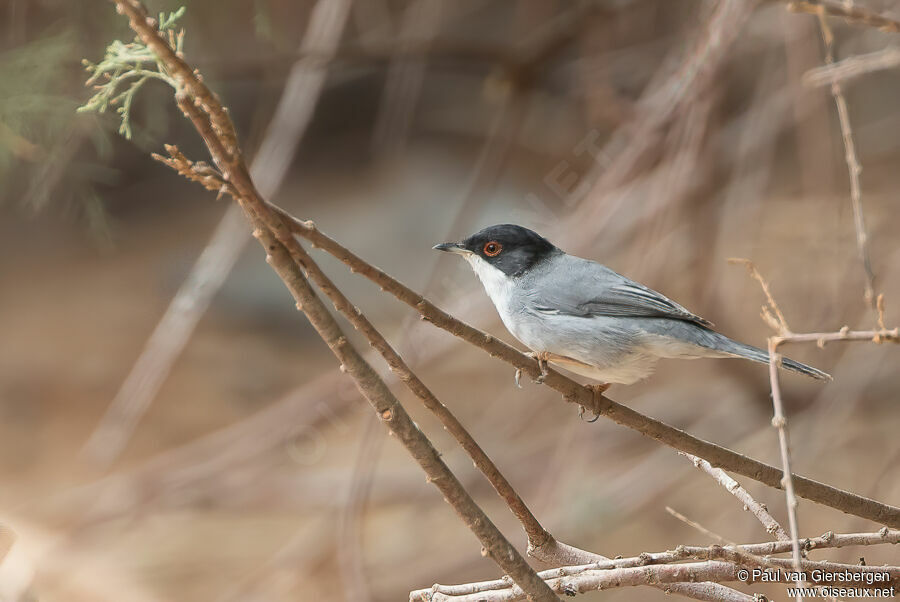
[483,241,502,257]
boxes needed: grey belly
[500,310,720,384]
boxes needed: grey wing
[526,255,713,327]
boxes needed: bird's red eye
[483,241,502,257]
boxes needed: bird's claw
[578,405,600,422]
[514,368,523,388]
[527,351,550,384]
[578,383,609,423]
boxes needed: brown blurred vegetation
[0,1,898,600]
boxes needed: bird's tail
[706,333,831,381]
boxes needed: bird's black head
[433,224,559,277]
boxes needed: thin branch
[337,414,383,602]
[94,7,900,602]
[731,252,893,599]
[242,153,554,550]
[580,0,760,209]
[728,258,791,333]
[371,0,441,154]
[421,558,899,601]
[681,453,789,541]
[82,0,353,467]
[767,339,804,599]
[150,146,558,551]
[665,506,730,544]
[0,523,14,566]
[282,216,900,529]
[815,6,879,314]
[154,144,899,602]
[526,532,744,602]
[411,529,900,601]
[167,152,750,602]
[182,94,557,602]
[105,2,557,599]
[776,327,899,346]
[785,0,900,33]
[664,505,814,584]
[803,46,900,88]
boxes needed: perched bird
[434,224,829,389]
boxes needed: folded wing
[528,255,713,328]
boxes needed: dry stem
[785,1,900,33]
[681,453,789,542]
[283,216,900,528]
[411,529,900,601]
[107,1,557,599]
[815,6,878,315]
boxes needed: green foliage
[253,0,276,44]
[78,7,186,139]
[0,31,80,154]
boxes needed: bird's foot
[526,351,551,384]
[578,383,610,423]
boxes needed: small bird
[434,224,829,390]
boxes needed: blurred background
[0,0,898,600]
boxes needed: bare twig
[0,523,14,566]
[815,6,878,314]
[776,327,899,346]
[92,6,900,601]
[732,251,896,600]
[580,0,760,218]
[803,46,900,88]
[283,216,900,528]
[151,140,899,602]
[665,506,730,544]
[371,0,441,154]
[665,504,815,585]
[525,529,741,602]
[149,144,556,553]
[82,0,353,467]
[337,414,384,602]
[728,257,813,596]
[785,0,900,33]
[411,529,900,601]
[767,339,804,599]
[728,258,791,333]
[680,453,790,542]
[418,557,899,601]
[105,2,558,599]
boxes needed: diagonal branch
[280,215,900,529]
[96,4,900,600]
[106,2,557,599]
[82,0,353,468]
[161,101,739,602]
[174,90,557,602]
[681,453,789,542]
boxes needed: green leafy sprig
[78,7,186,139]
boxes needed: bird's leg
[526,351,551,384]
[578,383,610,423]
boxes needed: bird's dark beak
[433,242,470,255]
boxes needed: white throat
[463,254,516,313]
